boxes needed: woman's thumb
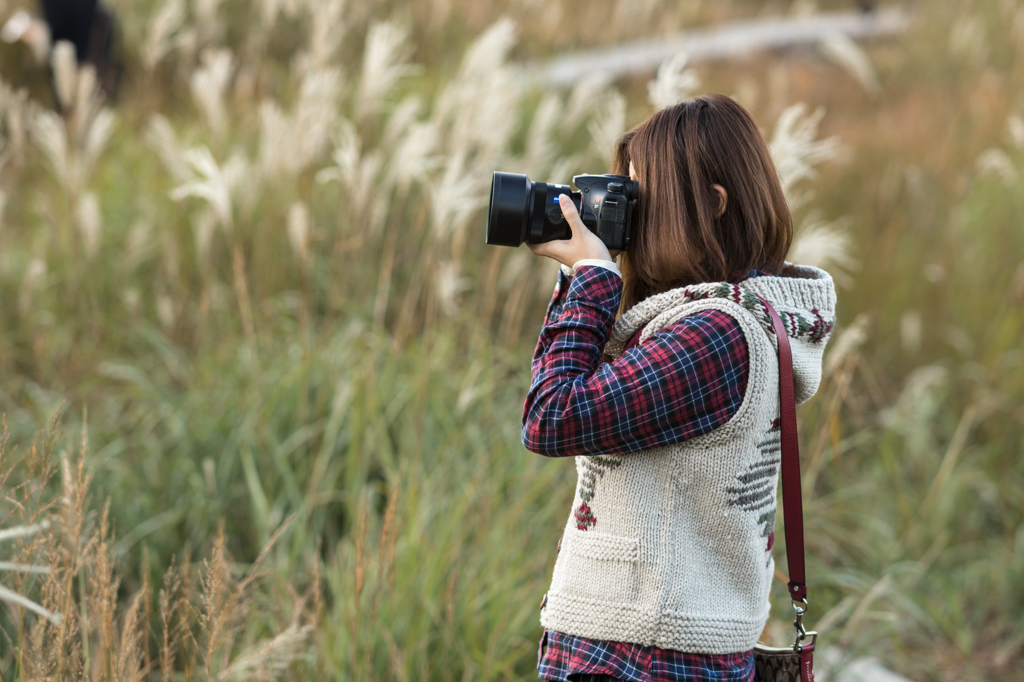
[558,194,586,237]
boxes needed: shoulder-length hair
[611,93,792,313]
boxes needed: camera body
[486,171,639,252]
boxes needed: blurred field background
[0,0,1021,679]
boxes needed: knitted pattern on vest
[540,264,836,655]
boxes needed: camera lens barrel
[487,172,576,247]
[487,172,531,247]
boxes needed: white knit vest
[540,265,836,654]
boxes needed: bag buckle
[792,598,815,646]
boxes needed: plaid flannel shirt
[538,630,755,682]
[522,265,749,458]
[524,265,756,682]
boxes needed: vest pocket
[558,530,640,603]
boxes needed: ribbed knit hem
[541,592,768,655]
[541,593,660,647]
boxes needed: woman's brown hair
[612,94,792,312]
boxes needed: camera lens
[486,171,580,247]
[487,172,531,247]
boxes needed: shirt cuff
[572,259,621,278]
[565,264,623,315]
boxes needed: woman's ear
[712,184,728,217]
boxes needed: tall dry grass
[0,415,318,680]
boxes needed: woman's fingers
[527,195,613,267]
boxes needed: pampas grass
[356,22,417,121]
[647,53,700,109]
[769,103,840,211]
[190,49,234,139]
[141,0,186,73]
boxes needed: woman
[523,94,836,682]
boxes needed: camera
[486,172,638,252]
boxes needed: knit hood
[605,264,837,404]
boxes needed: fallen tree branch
[527,9,910,87]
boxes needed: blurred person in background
[1,0,121,101]
[522,94,836,682]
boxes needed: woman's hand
[528,195,614,268]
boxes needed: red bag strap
[760,298,808,605]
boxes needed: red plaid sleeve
[522,265,749,457]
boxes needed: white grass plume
[1,82,28,161]
[50,41,77,111]
[523,93,562,175]
[769,103,840,210]
[382,97,440,190]
[382,96,422,146]
[259,68,342,177]
[258,99,289,177]
[434,18,521,164]
[1008,115,1024,149]
[30,108,70,189]
[824,313,870,376]
[171,146,235,230]
[428,153,487,240]
[30,74,115,194]
[436,260,471,317]
[387,119,439,192]
[146,114,190,182]
[304,0,346,70]
[0,561,51,574]
[317,120,385,226]
[565,74,614,130]
[789,216,858,287]
[69,62,117,173]
[0,520,50,542]
[588,91,626,167]
[357,22,417,120]
[819,32,881,97]
[976,148,1018,185]
[72,63,98,124]
[292,69,343,167]
[286,202,310,264]
[77,191,102,260]
[461,17,516,81]
[218,623,313,680]
[2,11,50,63]
[0,583,61,624]
[949,17,988,67]
[190,49,234,139]
[648,53,699,109]
[81,105,116,176]
[142,0,185,72]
